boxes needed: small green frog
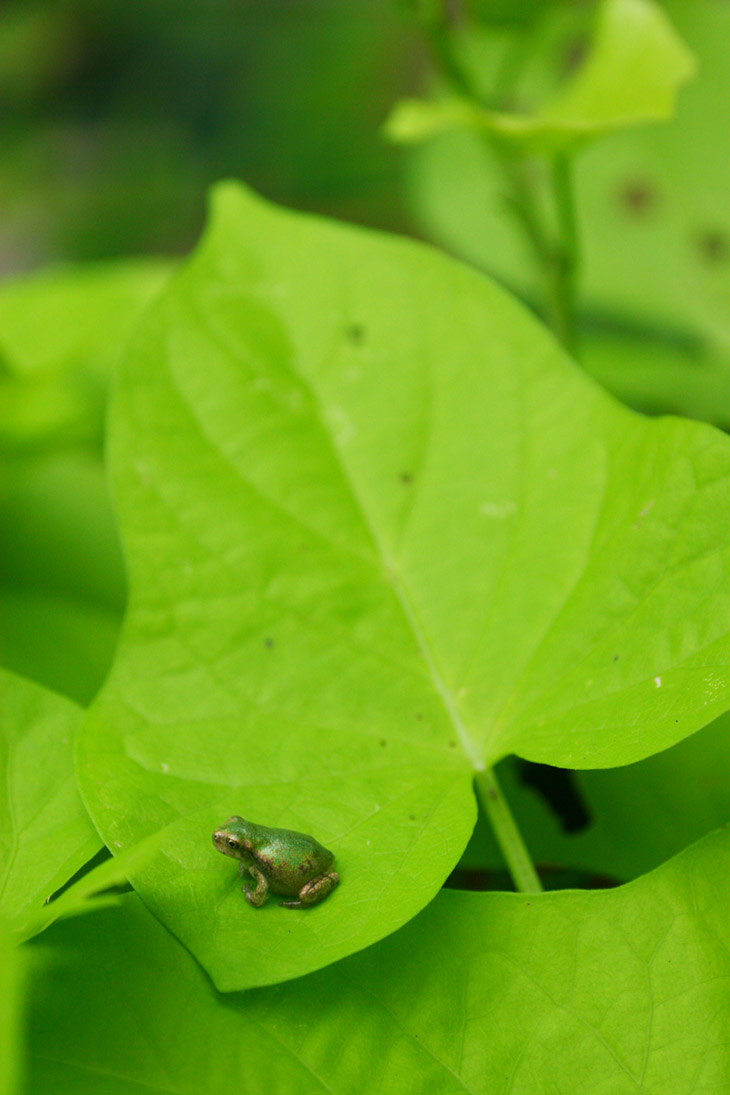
[212,816,339,909]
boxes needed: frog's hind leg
[280,871,339,909]
[242,865,270,908]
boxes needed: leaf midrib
[174,285,485,772]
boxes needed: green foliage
[385,0,696,153]
[73,183,730,993]
[25,829,730,1093]
[2,4,730,1090]
[467,0,540,27]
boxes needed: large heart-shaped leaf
[0,671,101,933]
[77,182,730,989]
[25,827,730,1093]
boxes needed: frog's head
[212,816,254,858]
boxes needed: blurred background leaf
[385,0,697,154]
[397,0,730,425]
[0,262,170,702]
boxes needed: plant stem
[419,14,582,357]
[475,767,543,893]
[549,152,580,355]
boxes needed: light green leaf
[76,182,730,989]
[575,0,730,348]
[0,259,172,457]
[17,826,167,944]
[385,0,696,153]
[0,671,101,933]
[25,828,730,1093]
[0,918,21,1095]
[0,258,172,382]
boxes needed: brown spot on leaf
[618,178,657,216]
[562,35,589,77]
[696,229,729,265]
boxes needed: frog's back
[252,825,334,894]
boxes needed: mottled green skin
[212,816,339,909]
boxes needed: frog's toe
[280,870,339,909]
[243,887,268,908]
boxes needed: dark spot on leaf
[618,178,656,216]
[379,738,387,747]
[415,712,423,720]
[448,741,456,748]
[346,323,365,345]
[409,814,416,821]
[264,637,275,649]
[612,653,619,662]
[561,35,589,77]
[518,760,591,833]
[399,471,413,485]
[696,229,729,265]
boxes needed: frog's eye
[227,838,238,849]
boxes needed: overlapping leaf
[25,827,730,1093]
[0,258,172,381]
[75,182,730,989]
[0,670,101,932]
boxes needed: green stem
[420,15,582,357]
[475,768,543,893]
[549,153,580,355]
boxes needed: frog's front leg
[279,870,339,909]
[242,865,270,908]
